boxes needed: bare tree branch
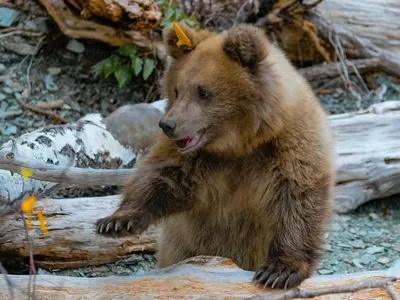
[247,277,399,300]
[0,149,133,186]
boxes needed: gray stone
[66,39,85,54]
[352,259,363,268]
[0,93,6,101]
[44,74,59,92]
[0,7,20,27]
[14,92,21,100]
[24,18,49,32]
[369,212,379,220]
[380,243,391,248]
[378,257,390,265]
[0,63,6,74]
[350,240,366,249]
[48,67,62,76]
[337,242,352,249]
[366,246,384,254]
[360,254,376,265]
[2,87,13,94]
[318,269,334,275]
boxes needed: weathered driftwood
[0,101,165,216]
[0,195,158,269]
[0,256,398,300]
[310,0,400,78]
[332,101,400,213]
[38,0,159,47]
[317,0,400,62]
[299,58,380,82]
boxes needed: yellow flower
[37,208,48,236]
[20,167,33,178]
[21,195,36,213]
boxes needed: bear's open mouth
[176,129,204,152]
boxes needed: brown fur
[96,23,336,290]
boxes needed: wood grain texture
[0,256,398,300]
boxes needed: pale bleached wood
[0,256,398,300]
[331,101,400,213]
[0,195,158,269]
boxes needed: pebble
[352,259,363,268]
[14,92,21,101]
[23,17,49,32]
[350,240,366,249]
[378,257,390,265]
[369,212,379,220]
[66,39,85,54]
[43,74,59,92]
[337,242,352,249]
[0,7,20,27]
[318,269,334,275]
[366,246,384,254]
[0,93,6,101]
[360,254,376,265]
[3,87,13,94]
[0,63,6,74]
[48,67,62,76]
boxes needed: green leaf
[103,55,121,78]
[160,17,171,28]
[92,57,111,77]
[143,58,155,80]
[119,44,137,56]
[166,6,175,20]
[174,8,183,20]
[133,57,144,76]
[114,64,132,88]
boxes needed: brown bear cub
[96,22,335,289]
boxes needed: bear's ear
[163,22,214,59]
[222,24,268,72]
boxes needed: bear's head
[160,23,286,157]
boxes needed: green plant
[157,0,200,28]
[92,44,156,88]
[92,1,199,88]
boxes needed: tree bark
[0,195,158,269]
[0,256,398,299]
[309,0,400,78]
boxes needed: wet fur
[96,23,335,290]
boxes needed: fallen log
[309,0,400,78]
[299,58,380,82]
[332,101,400,213]
[0,195,158,269]
[0,256,398,299]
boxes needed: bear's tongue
[176,136,193,149]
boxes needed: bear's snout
[159,117,177,138]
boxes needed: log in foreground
[0,256,398,300]
[0,195,158,269]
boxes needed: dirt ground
[1,10,399,278]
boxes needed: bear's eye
[174,88,178,98]
[198,86,210,99]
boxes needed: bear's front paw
[95,212,151,238]
[253,260,307,290]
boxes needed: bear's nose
[159,117,176,137]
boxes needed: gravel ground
[1,12,399,278]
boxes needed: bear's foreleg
[95,163,195,238]
[253,176,332,289]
